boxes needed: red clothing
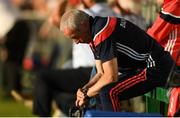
[147,0,180,66]
[168,87,180,117]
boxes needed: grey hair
[60,9,90,32]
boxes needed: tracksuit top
[88,16,168,71]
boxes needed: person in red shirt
[147,0,180,66]
[148,1,180,116]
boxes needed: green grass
[0,98,36,117]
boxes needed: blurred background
[0,0,162,117]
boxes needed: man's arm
[76,58,118,107]
[82,73,102,89]
[82,60,104,89]
[87,57,119,97]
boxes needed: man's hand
[75,88,87,107]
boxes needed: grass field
[0,97,36,117]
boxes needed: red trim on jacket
[93,17,117,47]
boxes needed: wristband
[81,88,90,100]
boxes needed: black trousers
[99,52,174,111]
[33,67,92,116]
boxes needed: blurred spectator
[80,0,118,17]
[2,18,32,97]
[49,0,79,28]
[23,22,62,72]
[9,0,70,112]
[109,0,147,30]
[0,0,17,90]
[0,0,34,98]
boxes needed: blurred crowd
[0,0,164,117]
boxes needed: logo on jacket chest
[120,19,126,28]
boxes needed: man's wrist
[81,88,90,100]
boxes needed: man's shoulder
[91,16,120,34]
[91,16,107,35]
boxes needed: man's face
[63,27,90,44]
